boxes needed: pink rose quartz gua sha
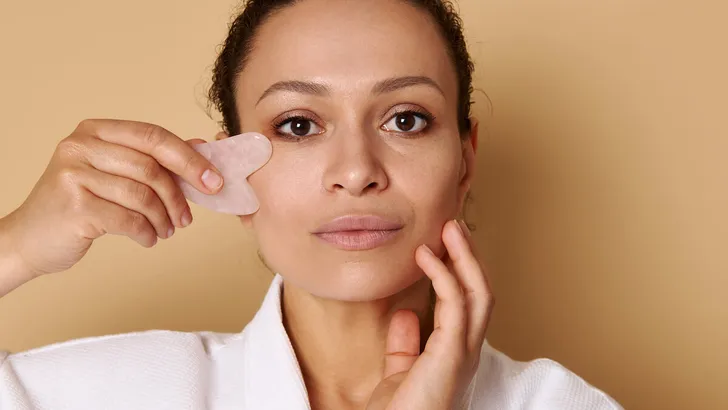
[175,132,272,215]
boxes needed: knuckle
[55,168,86,200]
[56,166,79,185]
[487,293,496,309]
[453,293,467,310]
[124,211,150,236]
[141,158,162,180]
[170,187,188,211]
[141,123,166,148]
[180,152,198,174]
[76,118,96,132]
[131,183,155,207]
[56,136,84,159]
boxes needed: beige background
[1,0,726,409]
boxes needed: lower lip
[314,229,401,250]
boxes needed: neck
[281,276,434,409]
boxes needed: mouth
[314,229,402,250]
[313,215,404,251]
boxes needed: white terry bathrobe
[1,274,622,409]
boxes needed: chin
[283,257,426,302]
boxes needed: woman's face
[236,0,476,301]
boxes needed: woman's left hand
[366,219,495,410]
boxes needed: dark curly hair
[208,0,475,138]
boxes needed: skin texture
[238,0,469,302]
[229,1,490,409]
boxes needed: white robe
[1,274,622,409]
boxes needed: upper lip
[313,215,404,233]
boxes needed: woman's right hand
[3,119,224,282]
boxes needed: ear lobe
[460,149,468,178]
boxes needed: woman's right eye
[276,117,323,139]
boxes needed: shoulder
[0,329,246,408]
[1,327,254,374]
[3,329,226,367]
[469,341,622,409]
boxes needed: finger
[186,138,207,146]
[366,372,408,410]
[383,310,420,379]
[213,131,229,141]
[78,119,223,195]
[433,292,442,331]
[458,220,492,290]
[81,137,191,229]
[415,243,466,352]
[443,220,493,352]
[458,220,495,315]
[458,220,495,320]
[80,188,158,248]
[77,167,174,240]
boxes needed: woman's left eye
[382,112,430,134]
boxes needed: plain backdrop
[1,1,726,409]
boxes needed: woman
[0,0,622,408]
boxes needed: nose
[322,128,388,197]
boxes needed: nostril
[362,181,380,193]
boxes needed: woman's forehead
[237,0,458,105]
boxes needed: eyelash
[388,108,435,135]
[272,108,435,141]
[273,113,319,140]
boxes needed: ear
[469,118,479,153]
[458,118,479,208]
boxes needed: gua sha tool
[175,132,272,215]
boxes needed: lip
[313,215,404,250]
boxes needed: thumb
[383,310,420,379]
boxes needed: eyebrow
[255,76,444,106]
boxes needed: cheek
[249,147,318,216]
[401,143,462,214]
[395,140,463,255]
[243,137,463,279]
[244,155,318,267]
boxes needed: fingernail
[167,226,175,239]
[453,219,464,236]
[458,219,471,237]
[181,207,193,227]
[422,244,434,255]
[202,169,223,191]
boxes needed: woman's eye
[382,112,429,133]
[277,117,322,138]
